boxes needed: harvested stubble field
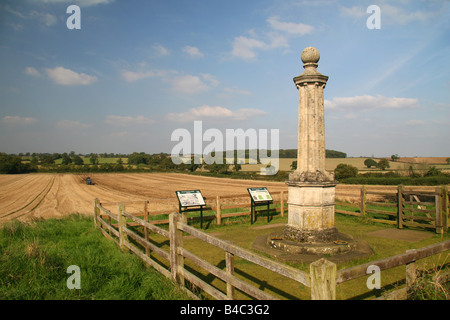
[0,173,288,223]
[1,173,442,224]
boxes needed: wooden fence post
[169,213,185,286]
[93,198,100,228]
[406,249,417,290]
[310,258,337,300]
[280,191,284,217]
[226,252,235,299]
[216,196,222,226]
[360,186,366,216]
[443,185,449,232]
[435,187,442,234]
[398,185,404,229]
[144,200,149,256]
[118,203,128,252]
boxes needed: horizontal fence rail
[93,186,450,300]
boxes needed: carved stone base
[284,224,338,243]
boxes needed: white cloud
[230,16,312,60]
[29,11,57,26]
[340,4,439,25]
[121,69,174,82]
[55,120,91,129]
[35,0,114,7]
[267,16,314,36]
[5,5,57,27]
[171,74,219,94]
[153,43,170,57]
[231,36,267,60]
[46,67,98,86]
[182,46,204,58]
[25,67,40,77]
[104,115,155,127]
[2,116,37,125]
[325,95,421,111]
[166,105,266,123]
[404,119,426,126]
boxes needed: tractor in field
[85,177,92,185]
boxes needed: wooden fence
[93,197,450,300]
[99,191,287,227]
[336,185,449,234]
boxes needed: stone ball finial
[301,47,320,65]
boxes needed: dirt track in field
[0,173,437,224]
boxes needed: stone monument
[252,47,373,262]
[284,46,338,244]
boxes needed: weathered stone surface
[284,225,338,243]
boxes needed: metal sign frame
[247,187,273,224]
[175,190,206,228]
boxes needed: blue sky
[0,0,449,157]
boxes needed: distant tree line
[279,149,347,158]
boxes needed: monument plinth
[284,47,338,243]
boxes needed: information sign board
[176,190,206,207]
[248,187,273,203]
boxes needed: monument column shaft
[297,82,326,174]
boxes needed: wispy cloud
[2,116,37,125]
[325,95,421,111]
[182,46,204,58]
[166,105,266,123]
[104,115,155,127]
[4,5,57,27]
[171,73,219,95]
[25,67,40,77]
[340,3,440,25]
[34,0,114,7]
[121,69,175,82]
[152,43,170,57]
[46,66,98,86]
[267,16,314,36]
[55,120,91,129]
[230,16,313,60]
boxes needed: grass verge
[0,214,190,300]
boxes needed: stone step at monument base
[252,229,374,264]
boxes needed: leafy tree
[334,163,358,180]
[128,152,150,165]
[424,166,442,177]
[89,154,99,165]
[40,154,55,165]
[391,154,400,162]
[290,160,297,170]
[0,153,35,174]
[376,158,390,171]
[72,155,84,165]
[364,158,378,168]
[61,153,72,165]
